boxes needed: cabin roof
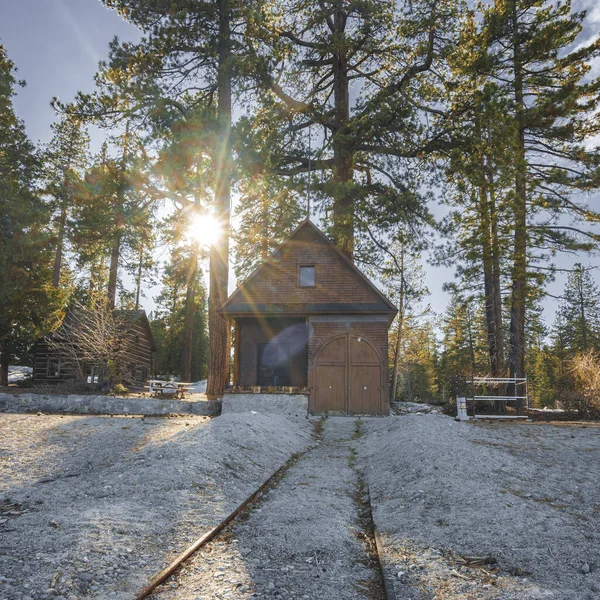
[220,219,397,317]
[45,308,157,351]
[115,309,157,351]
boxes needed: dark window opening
[47,358,60,377]
[257,343,291,386]
[299,266,315,287]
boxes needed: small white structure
[455,397,470,421]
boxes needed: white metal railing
[461,376,529,419]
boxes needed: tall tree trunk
[206,0,232,399]
[577,267,588,350]
[261,194,269,260]
[182,246,198,382]
[108,123,130,309]
[53,197,68,288]
[475,108,505,381]
[52,126,78,288]
[479,179,506,379]
[488,180,505,376]
[487,174,507,411]
[466,305,477,375]
[0,352,8,387]
[135,247,143,311]
[107,221,123,309]
[508,1,527,388]
[477,182,498,375]
[331,2,354,260]
[390,248,405,403]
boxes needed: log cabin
[219,219,397,415]
[33,309,155,389]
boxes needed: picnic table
[146,380,194,400]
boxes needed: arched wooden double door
[311,334,382,415]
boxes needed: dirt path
[150,417,384,600]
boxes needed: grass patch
[352,419,364,440]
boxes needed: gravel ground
[150,417,383,600]
[360,414,600,600]
[0,412,313,600]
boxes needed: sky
[1,0,599,327]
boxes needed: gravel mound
[0,412,313,600]
[359,414,600,599]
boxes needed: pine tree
[72,133,154,310]
[439,293,488,387]
[233,136,306,279]
[441,0,600,383]
[399,319,439,403]
[442,23,515,378]
[43,112,90,289]
[251,0,461,260]
[68,0,270,396]
[0,46,64,384]
[377,235,430,403]
[556,264,600,353]
[473,0,600,380]
[151,242,209,381]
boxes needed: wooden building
[33,309,155,389]
[219,219,397,415]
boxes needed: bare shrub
[48,301,136,389]
[566,351,600,417]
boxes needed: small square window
[299,266,315,287]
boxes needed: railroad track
[135,451,305,600]
[136,419,395,600]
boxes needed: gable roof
[220,219,397,317]
[45,308,157,351]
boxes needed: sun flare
[188,213,221,246]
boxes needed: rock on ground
[360,414,600,600]
[0,412,313,600]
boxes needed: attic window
[299,266,315,287]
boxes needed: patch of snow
[190,379,207,393]
[391,401,444,414]
[8,366,32,384]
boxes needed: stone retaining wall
[221,393,309,417]
[0,392,221,416]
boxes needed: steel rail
[135,460,296,600]
[369,486,397,600]
[135,425,393,600]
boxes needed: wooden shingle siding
[222,222,395,317]
[220,220,396,415]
